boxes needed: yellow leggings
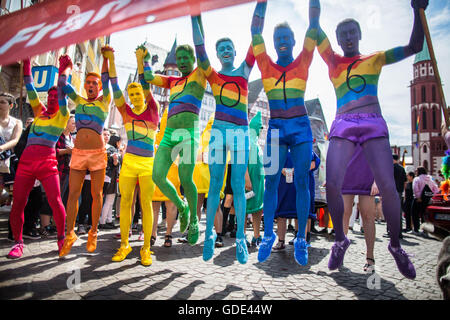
[119,154,155,249]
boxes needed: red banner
[0,0,254,66]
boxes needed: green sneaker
[187,219,199,246]
[179,203,190,233]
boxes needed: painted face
[273,27,295,61]
[337,22,361,57]
[176,50,195,77]
[128,86,145,111]
[0,97,12,113]
[46,89,59,114]
[84,75,101,100]
[216,40,236,67]
[102,130,110,144]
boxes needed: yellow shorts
[70,148,107,171]
[120,153,154,178]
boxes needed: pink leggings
[10,146,66,242]
[10,174,66,242]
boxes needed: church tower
[411,40,446,176]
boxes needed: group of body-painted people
[6,0,430,280]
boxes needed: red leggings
[10,146,66,242]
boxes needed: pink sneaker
[114,230,132,239]
[138,232,144,241]
[7,241,24,259]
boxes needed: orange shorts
[70,148,107,171]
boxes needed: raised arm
[251,0,267,36]
[103,47,125,109]
[58,55,80,103]
[135,46,157,109]
[22,58,44,117]
[100,46,111,106]
[141,45,172,89]
[237,45,256,80]
[382,0,428,66]
[314,0,337,67]
[56,55,71,116]
[191,14,211,76]
[298,0,321,69]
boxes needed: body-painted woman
[7,57,70,258]
[191,14,255,264]
[59,48,112,257]
[142,41,207,246]
[314,0,428,279]
[107,47,159,266]
[251,0,318,266]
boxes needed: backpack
[421,183,434,206]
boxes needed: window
[432,108,437,130]
[413,87,416,105]
[423,145,427,153]
[421,85,426,103]
[432,85,436,102]
[422,110,427,130]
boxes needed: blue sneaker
[294,237,309,266]
[203,231,217,262]
[236,237,249,264]
[257,232,277,263]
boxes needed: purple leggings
[326,137,401,247]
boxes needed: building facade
[410,40,446,176]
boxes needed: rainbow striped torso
[317,29,408,114]
[118,101,159,158]
[208,70,249,126]
[26,103,70,149]
[252,31,315,120]
[74,96,109,134]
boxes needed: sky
[110,0,450,147]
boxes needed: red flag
[0,0,254,66]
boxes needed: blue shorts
[266,116,313,147]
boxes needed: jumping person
[142,42,207,246]
[314,0,428,279]
[59,47,112,257]
[7,57,69,258]
[191,14,255,263]
[251,0,318,266]
[107,47,159,266]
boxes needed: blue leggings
[205,147,249,240]
[264,142,312,239]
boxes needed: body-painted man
[141,43,207,246]
[251,0,318,265]
[191,14,255,263]
[107,47,159,266]
[7,57,70,258]
[59,48,112,257]
[314,0,428,279]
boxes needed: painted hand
[411,0,428,10]
[23,57,31,76]
[135,44,150,62]
[101,45,115,60]
[58,55,73,74]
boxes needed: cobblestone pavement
[0,208,444,300]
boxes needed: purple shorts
[341,144,374,196]
[329,113,388,144]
